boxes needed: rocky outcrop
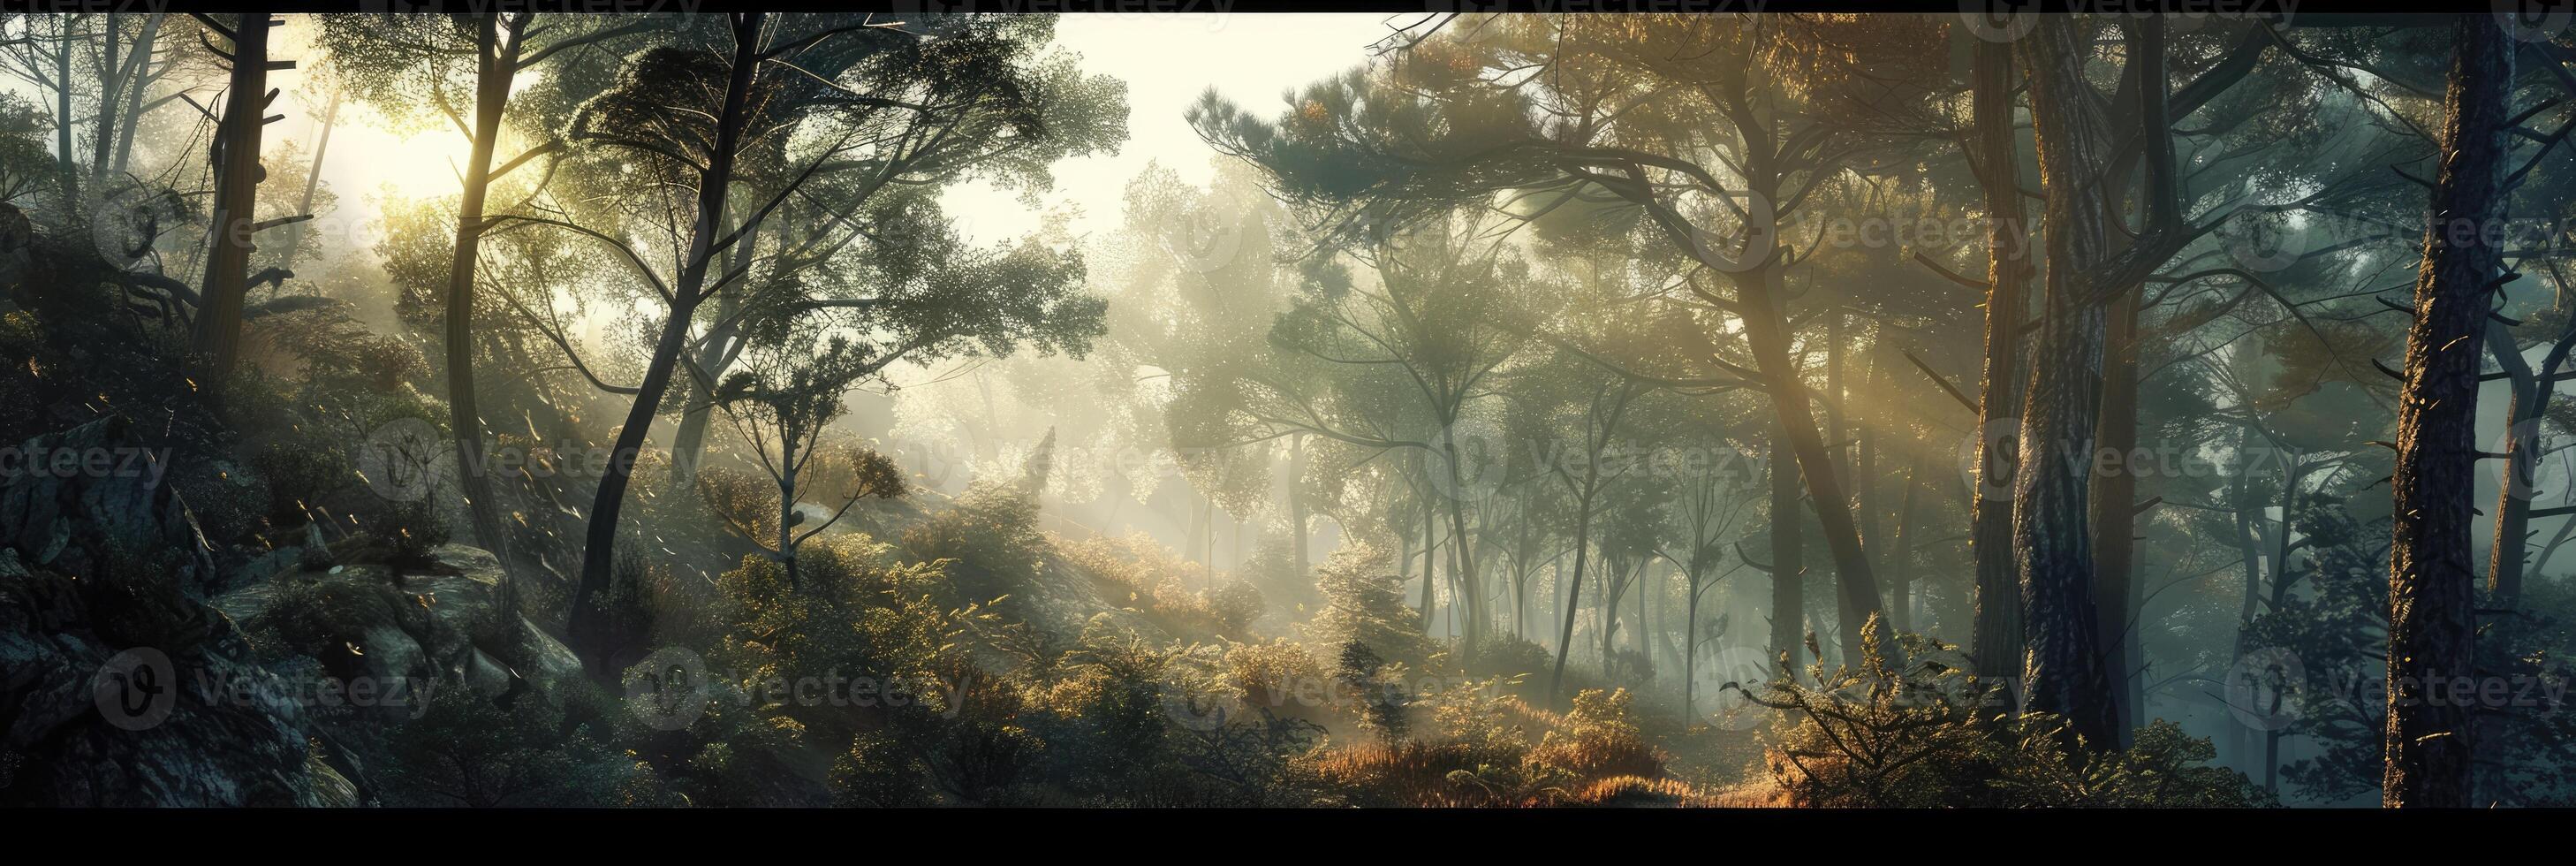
[0,417,318,806]
[214,543,581,710]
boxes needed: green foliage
[1746,619,2270,808]
[1057,531,1266,638]
[1989,718,2279,808]
[1304,543,1430,667]
[829,731,934,807]
[383,688,667,808]
[1530,687,1664,780]
[904,482,1049,602]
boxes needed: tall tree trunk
[1890,457,1922,634]
[1684,562,1705,717]
[1290,433,1311,586]
[1438,416,1483,651]
[443,15,529,613]
[281,89,339,272]
[2013,18,2124,749]
[2092,287,2143,743]
[110,15,162,181]
[666,212,763,494]
[1823,312,1857,666]
[193,12,272,376]
[1418,490,1437,628]
[1966,34,2030,680]
[568,12,765,680]
[1545,485,1597,707]
[2476,310,2576,605]
[52,20,78,209]
[1769,425,1804,672]
[1733,263,1890,661]
[89,13,120,191]
[2384,14,2514,810]
[2229,423,2268,771]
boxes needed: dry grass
[1568,775,1731,807]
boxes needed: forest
[0,8,2572,809]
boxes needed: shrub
[1305,543,1430,667]
[830,731,934,807]
[1989,718,2277,808]
[1056,531,1261,639]
[1208,579,1266,633]
[1746,618,2270,808]
[1529,688,1663,781]
[382,688,664,807]
[1462,631,1551,680]
[904,482,1048,606]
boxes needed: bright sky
[943,13,1397,246]
[291,14,1403,254]
[240,12,1401,364]
[0,14,1400,385]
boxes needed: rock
[0,418,314,806]
[230,543,307,591]
[219,543,581,710]
[302,744,362,808]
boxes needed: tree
[520,12,1122,677]
[700,321,907,586]
[320,11,660,593]
[2383,14,2515,810]
[1193,14,1918,664]
[190,12,291,376]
